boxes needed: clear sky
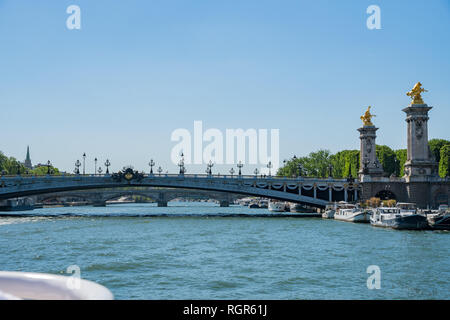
[1,0,449,174]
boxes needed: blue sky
[0,0,449,174]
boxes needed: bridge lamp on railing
[178,152,186,175]
[157,166,163,176]
[82,153,86,175]
[206,160,214,176]
[229,167,235,177]
[298,163,303,178]
[75,160,81,175]
[149,159,155,175]
[46,160,52,175]
[254,168,259,177]
[328,164,333,178]
[94,158,98,176]
[267,161,273,177]
[237,161,243,177]
[98,167,103,175]
[104,159,111,174]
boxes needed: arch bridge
[0,169,361,209]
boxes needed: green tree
[302,149,332,177]
[395,149,407,176]
[376,145,396,176]
[330,150,360,178]
[429,139,450,163]
[439,145,450,178]
[277,150,333,178]
[31,166,61,176]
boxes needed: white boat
[0,271,113,300]
[268,201,285,212]
[370,207,428,230]
[334,204,370,223]
[322,202,338,219]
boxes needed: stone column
[157,200,168,207]
[358,125,384,179]
[402,103,438,181]
[219,200,229,207]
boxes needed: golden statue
[360,106,375,126]
[406,82,427,104]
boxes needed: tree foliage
[394,149,407,176]
[375,145,397,177]
[0,151,60,175]
[277,139,448,178]
[429,139,450,163]
[439,145,450,178]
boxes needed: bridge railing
[0,172,353,182]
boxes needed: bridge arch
[374,190,397,200]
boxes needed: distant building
[24,146,32,170]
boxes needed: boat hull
[371,214,428,230]
[427,214,450,230]
[334,212,370,223]
[322,210,335,219]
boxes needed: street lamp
[298,163,303,177]
[46,160,52,175]
[206,160,214,176]
[97,167,103,175]
[149,159,155,175]
[82,153,86,175]
[254,168,259,177]
[328,164,333,178]
[157,166,163,176]
[94,158,98,176]
[75,160,81,174]
[237,161,243,177]
[229,167,235,177]
[104,159,111,174]
[178,152,186,175]
[267,161,273,177]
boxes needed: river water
[1,202,449,299]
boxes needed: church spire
[24,146,32,169]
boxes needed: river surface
[1,202,449,299]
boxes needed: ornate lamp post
[254,168,259,177]
[104,159,111,174]
[229,167,235,177]
[82,153,86,175]
[75,160,81,174]
[46,160,52,175]
[328,164,333,178]
[267,161,273,177]
[157,166,163,176]
[178,153,186,175]
[94,158,98,176]
[149,159,155,175]
[98,167,103,175]
[206,160,214,176]
[237,161,243,177]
